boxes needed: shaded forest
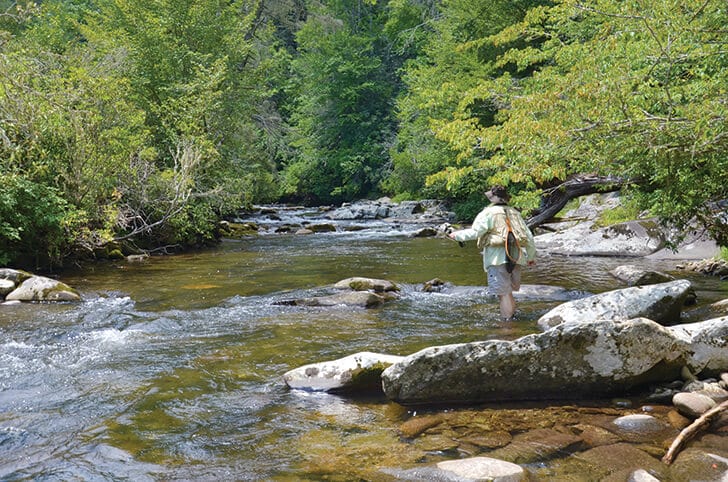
[0,0,725,268]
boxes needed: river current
[1,206,726,480]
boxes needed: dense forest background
[0,0,725,269]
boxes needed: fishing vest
[477,206,530,250]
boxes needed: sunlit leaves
[424,0,726,227]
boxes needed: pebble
[673,391,716,418]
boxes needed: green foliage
[281,0,408,204]
[384,0,546,204]
[593,198,644,229]
[432,0,728,229]
[451,196,488,223]
[1,0,725,267]
[0,174,78,267]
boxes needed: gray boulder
[0,279,15,296]
[609,264,675,286]
[537,280,693,330]
[0,268,32,284]
[5,275,81,302]
[671,317,728,376]
[535,219,665,257]
[283,351,404,393]
[382,318,688,405]
[382,316,728,405]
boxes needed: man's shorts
[486,264,521,296]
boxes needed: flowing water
[1,207,726,480]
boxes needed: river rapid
[1,206,726,480]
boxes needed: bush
[0,174,76,268]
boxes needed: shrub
[0,174,76,268]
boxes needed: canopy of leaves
[429,0,727,240]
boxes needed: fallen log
[526,175,624,229]
[662,399,728,465]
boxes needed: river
[1,206,726,480]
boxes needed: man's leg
[499,293,516,321]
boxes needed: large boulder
[382,317,728,405]
[283,352,404,393]
[535,219,665,257]
[537,280,693,331]
[670,316,728,376]
[5,275,81,302]
[0,268,32,284]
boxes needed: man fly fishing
[448,185,537,321]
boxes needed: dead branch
[526,175,625,229]
[662,399,728,465]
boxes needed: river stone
[0,279,16,296]
[436,456,525,482]
[672,392,716,418]
[535,219,665,257]
[5,275,81,302]
[575,443,667,480]
[610,414,673,443]
[307,223,337,233]
[612,414,667,432]
[572,423,621,447]
[668,447,728,482]
[696,384,728,403]
[669,316,728,376]
[432,283,590,302]
[292,291,386,308]
[0,268,32,284]
[382,318,688,405]
[486,428,583,464]
[399,414,445,438]
[537,279,693,330]
[609,264,675,286]
[334,277,399,293]
[627,469,660,482]
[283,351,404,393]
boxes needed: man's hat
[486,185,510,204]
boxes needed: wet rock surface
[536,280,694,330]
[1,268,81,303]
[368,402,728,481]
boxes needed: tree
[431,0,727,241]
[282,0,405,204]
[384,0,546,214]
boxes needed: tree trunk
[526,175,624,229]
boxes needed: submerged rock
[283,351,404,393]
[486,428,583,464]
[436,456,525,482]
[425,283,590,302]
[575,443,667,480]
[283,290,387,308]
[537,279,693,330]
